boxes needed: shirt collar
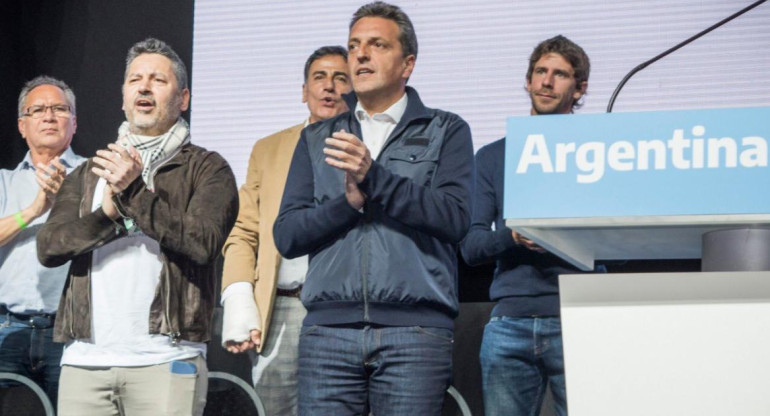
[18,147,79,171]
[19,152,34,170]
[355,92,409,124]
[58,147,79,168]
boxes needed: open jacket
[221,123,304,352]
[37,144,238,344]
[274,87,474,329]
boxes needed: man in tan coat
[220,45,351,415]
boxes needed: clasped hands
[323,130,371,210]
[91,143,143,219]
[32,157,67,216]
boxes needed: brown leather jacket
[38,144,238,344]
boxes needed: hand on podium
[513,230,547,253]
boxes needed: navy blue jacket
[460,138,582,317]
[274,87,474,329]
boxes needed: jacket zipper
[160,252,180,345]
[362,221,370,322]
[72,166,91,338]
[68,278,75,338]
[353,117,411,323]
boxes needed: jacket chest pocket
[386,141,440,187]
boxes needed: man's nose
[322,77,335,91]
[42,106,57,121]
[138,79,152,92]
[542,72,554,87]
[356,44,369,61]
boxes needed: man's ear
[573,80,588,101]
[401,54,416,81]
[180,88,191,112]
[18,117,26,139]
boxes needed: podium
[504,107,770,415]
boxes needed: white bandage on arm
[221,283,261,347]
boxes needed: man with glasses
[0,75,86,410]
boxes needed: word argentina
[515,125,767,183]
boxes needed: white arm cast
[221,283,261,347]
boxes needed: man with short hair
[274,2,474,415]
[460,35,592,416]
[0,76,86,409]
[37,38,238,416]
[221,45,350,415]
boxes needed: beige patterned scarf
[117,118,190,191]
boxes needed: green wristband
[14,211,27,230]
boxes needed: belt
[0,304,56,328]
[276,286,302,298]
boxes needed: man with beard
[221,45,350,415]
[38,38,238,416]
[460,35,594,416]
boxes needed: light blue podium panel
[503,107,770,270]
[503,107,770,415]
[559,271,770,416]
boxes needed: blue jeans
[480,316,567,416]
[298,325,453,416]
[0,314,63,407]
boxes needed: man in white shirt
[37,38,238,416]
[274,2,474,415]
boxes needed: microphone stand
[606,0,767,112]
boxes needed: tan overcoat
[222,123,304,352]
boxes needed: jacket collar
[342,87,433,159]
[155,143,194,170]
[343,86,431,127]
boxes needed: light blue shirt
[0,147,87,314]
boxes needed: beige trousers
[57,355,208,416]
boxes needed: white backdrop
[191,0,770,185]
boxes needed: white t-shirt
[61,178,206,367]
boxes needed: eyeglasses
[23,104,72,119]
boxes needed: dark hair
[350,1,417,59]
[18,75,76,118]
[527,35,590,109]
[125,38,188,90]
[303,46,348,82]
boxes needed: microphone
[606,0,767,113]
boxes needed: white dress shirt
[355,92,408,160]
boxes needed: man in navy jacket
[274,2,473,415]
[460,35,592,416]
